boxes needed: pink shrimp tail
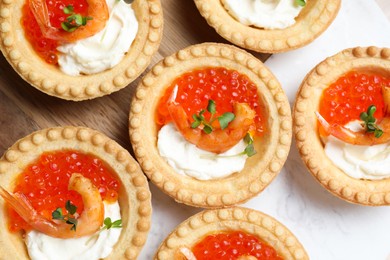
[0,187,41,223]
[315,112,360,144]
[29,0,60,40]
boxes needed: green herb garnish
[52,200,78,231]
[360,105,383,138]
[200,133,257,159]
[295,0,306,7]
[61,5,92,32]
[102,217,122,230]
[243,133,257,157]
[191,100,235,134]
[85,217,122,245]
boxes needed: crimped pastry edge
[0,0,163,101]
[293,46,390,206]
[0,126,151,259]
[155,207,309,260]
[129,42,292,208]
[194,0,341,53]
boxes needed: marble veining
[139,0,390,259]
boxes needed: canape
[129,42,291,208]
[0,126,151,259]
[194,0,340,53]
[155,207,308,260]
[0,0,163,100]
[293,46,390,205]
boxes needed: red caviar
[21,0,89,64]
[156,67,267,136]
[192,231,283,260]
[8,150,120,232]
[319,71,390,125]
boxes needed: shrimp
[315,111,390,145]
[168,101,255,154]
[0,173,104,238]
[29,0,109,43]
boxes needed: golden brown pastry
[293,46,390,205]
[0,126,151,259]
[0,0,163,100]
[129,42,292,208]
[155,207,308,260]
[194,0,340,53]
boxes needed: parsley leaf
[243,133,257,157]
[218,112,235,130]
[295,0,306,6]
[66,200,77,215]
[61,5,93,32]
[52,208,64,220]
[102,217,122,230]
[63,5,74,14]
[191,100,235,134]
[51,200,78,231]
[360,105,383,138]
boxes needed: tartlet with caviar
[129,43,291,208]
[294,46,390,206]
[0,0,162,100]
[194,0,340,53]
[155,207,308,260]
[0,127,151,259]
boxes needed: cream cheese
[25,201,122,260]
[57,0,138,76]
[222,0,303,29]
[323,121,390,180]
[157,123,248,180]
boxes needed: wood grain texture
[0,0,270,156]
[0,0,388,156]
[0,2,388,153]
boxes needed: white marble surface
[139,1,390,259]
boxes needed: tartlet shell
[129,42,292,208]
[155,207,308,260]
[293,46,390,206]
[0,0,163,100]
[0,126,151,259]
[194,0,340,53]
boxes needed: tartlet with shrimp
[0,0,163,100]
[129,43,292,208]
[293,46,390,205]
[193,0,340,53]
[0,126,151,259]
[155,207,308,260]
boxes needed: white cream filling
[57,0,138,76]
[323,121,390,180]
[157,123,248,180]
[222,0,303,29]
[25,201,121,260]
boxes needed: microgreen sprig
[360,105,383,138]
[243,133,257,157]
[102,217,122,230]
[200,133,257,159]
[85,217,122,245]
[61,5,92,32]
[295,0,306,7]
[52,200,78,231]
[191,100,235,134]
